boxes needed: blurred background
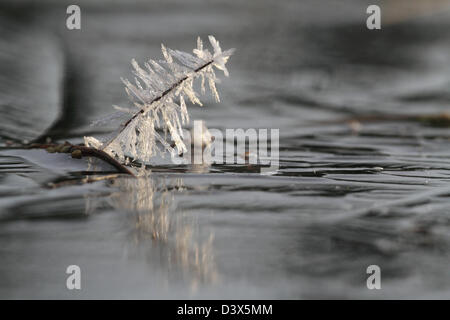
[0,0,450,299]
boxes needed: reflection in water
[85,159,218,290]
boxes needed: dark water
[1,0,450,298]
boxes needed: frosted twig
[85,35,234,164]
[27,142,136,176]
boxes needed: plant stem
[27,143,136,176]
[103,60,214,151]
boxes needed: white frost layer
[85,36,234,165]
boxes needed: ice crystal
[84,36,234,164]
